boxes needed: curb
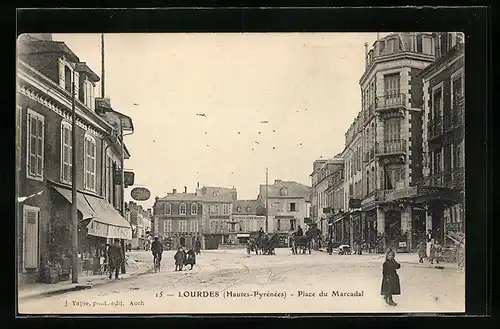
[19,258,153,302]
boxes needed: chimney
[364,42,369,68]
[197,182,200,189]
[173,188,177,194]
[184,186,187,193]
[275,179,282,184]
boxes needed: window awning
[84,195,132,240]
[52,186,95,220]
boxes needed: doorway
[180,237,186,247]
[385,209,401,248]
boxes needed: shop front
[50,184,132,281]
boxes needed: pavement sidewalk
[18,254,152,301]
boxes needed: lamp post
[71,71,78,283]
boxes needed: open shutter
[23,207,39,269]
[58,59,66,89]
[73,71,80,100]
[37,117,44,177]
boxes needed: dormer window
[79,77,95,110]
[180,203,187,215]
[58,58,79,96]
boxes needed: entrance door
[179,237,186,247]
[385,210,401,248]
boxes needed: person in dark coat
[195,238,202,255]
[151,237,163,266]
[174,247,186,271]
[417,241,427,263]
[107,239,123,279]
[381,250,401,306]
[258,227,265,237]
[296,226,304,237]
[185,248,196,270]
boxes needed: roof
[18,39,80,63]
[198,186,237,202]
[233,200,263,215]
[260,180,312,199]
[75,62,100,82]
[160,193,203,202]
[418,42,464,79]
[95,98,135,133]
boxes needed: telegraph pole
[71,71,78,283]
[101,33,105,98]
[265,168,269,233]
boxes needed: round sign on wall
[130,187,151,201]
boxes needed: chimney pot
[184,186,187,193]
[173,188,177,194]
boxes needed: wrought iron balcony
[443,113,453,132]
[427,119,443,140]
[375,93,407,111]
[423,168,464,190]
[375,140,407,156]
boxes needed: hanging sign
[131,187,151,201]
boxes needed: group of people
[151,236,200,271]
[417,240,442,264]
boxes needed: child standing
[381,250,401,306]
[174,247,186,271]
[417,241,427,263]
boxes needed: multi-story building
[197,186,237,249]
[17,34,133,284]
[354,32,438,251]
[325,161,345,242]
[419,32,465,245]
[153,187,203,250]
[127,201,153,249]
[310,158,344,238]
[258,180,311,239]
[231,200,266,243]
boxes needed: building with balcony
[152,187,203,250]
[354,32,438,251]
[17,34,133,284]
[419,32,465,245]
[310,157,344,239]
[231,200,266,243]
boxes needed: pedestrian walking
[195,238,202,255]
[428,243,439,264]
[174,246,186,271]
[417,241,427,263]
[381,250,401,306]
[107,238,123,279]
[185,248,196,270]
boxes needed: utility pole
[71,71,78,283]
[120,118,126,274]
[101,33,105,99]
[265,168,269,233]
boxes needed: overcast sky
[52,33,383,208]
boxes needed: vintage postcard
[16,32,466,314]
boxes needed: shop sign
[87,220,109,238]
[131,187,151,201]
[108,225,132,240]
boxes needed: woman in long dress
[380,250,401,306]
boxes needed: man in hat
[107,238,123,279]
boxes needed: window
[16,106,22,176]
[451,72,464,107]
[387,38,398,53]
[84,80,95,110]
[164,220,172,232]
[191,203,198,215]
[236,206,241,212]
[433,87,443,120]
[84,135,96,191]
[454,144,463,169]
[435,152,442,174]
[289,203,297,212]
[384,73,401,99]
[64,66,72,92]
[164,203,171,215]
[190,220,198,232]
[26,109,44,181]
[180,203,187,215]
[239,220,246,231]
[60,121,72,184]
[209,204,218,214]
[23,205,40,270]
[384,118,401,142]
[223,204,230,215]
[246,206,252,212]
[277,219,281,231]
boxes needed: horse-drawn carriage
[290,235,312,254]
[246,233,279,255]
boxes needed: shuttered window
[84,135,97,191]
[23,205,40,269]
[26,109,44,181]
[60,121,72,183]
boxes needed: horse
[258,233,278,255]
[291,235,312,254]
[247,238,259,255]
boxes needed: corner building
[357,33,437,252]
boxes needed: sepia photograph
[16,30,466,314]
